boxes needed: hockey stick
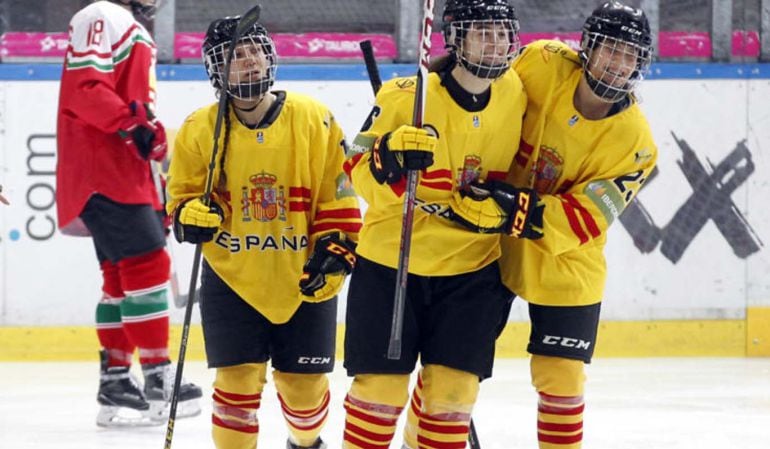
[359,40,382,94]
[361,31,482,449]
[387,0,436,360]
[468,418,481,449]
[358,14,481,449]
[163,4,263,448]
[363,25,481,449]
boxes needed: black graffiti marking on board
[619,133,763,264]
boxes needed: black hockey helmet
[442,0,520,79]
[579,1,653,102]
[110,0,163,21]
[202,15,277,100]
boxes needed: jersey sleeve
[165,110,213,214]
[534,132,658,255]
[309,110,363,243]
[342,78,415,206]
[59,12,143,133]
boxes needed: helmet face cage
[203,23,277,101]
[581,33,651,102]
[579,2,653,102]
[442,0,520,79]
[446,19,520,79]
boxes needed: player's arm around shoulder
[513,39,579,86]
[500,61,528,116]
[534,122,657,256]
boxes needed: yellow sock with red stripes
[274,371,330,447]
[406,364,479,449]
[343,374,410,449]
[212,363,267,449]
[531,355,586,449]
[402,370,424,449]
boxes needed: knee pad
[118,248,170,293]
[215,363,268,396]
[530,354,585,397]
[119,250,170,319]
[273,371,329,410]
[274,372,330,447]
[421,364,479,414]
[100,260,124,299]
[349,373,410,408]
[213,364,267,444]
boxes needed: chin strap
[232,103,258,113]
[231,93,268,113]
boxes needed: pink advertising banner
[175,32,397,60]
[0,32,69,60]
[0,31,761,61]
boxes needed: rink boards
[0,63,768,359]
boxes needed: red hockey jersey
[56,1,160,235]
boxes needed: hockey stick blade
[218,3,262,106]
[359,40,382,95]
[234,4,262,41]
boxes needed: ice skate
[96,361,157,427]
[143,360,203,422]
[286,437,327,449]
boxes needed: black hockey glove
[172,198,224,244]
[118,101,168,162]
[370,125,436,185]
[299,232,357,300]
[448,179,544,239]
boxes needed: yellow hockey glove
[172,198,224,244]
[370,125,437,184]
[448,180,544,239]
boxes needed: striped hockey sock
[274,371,331,447]
[212,364,266,449]
[536,393,584,449]
[117,249,171,365]
[96,260,133,367]
[95,299,134,367]
[120,286,169,365]
[343,394,403,449]
[412,365,477,449]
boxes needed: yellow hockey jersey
[167,92,361,324]
[345,70,526,275]
[499,40,658,306]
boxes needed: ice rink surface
[1,358,769,449]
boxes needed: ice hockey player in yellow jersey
[166,13,361,449]
[498,2,658,448]
[341,2,541,449]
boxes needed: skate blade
[96,405,161,428]
[147,399,203,423]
